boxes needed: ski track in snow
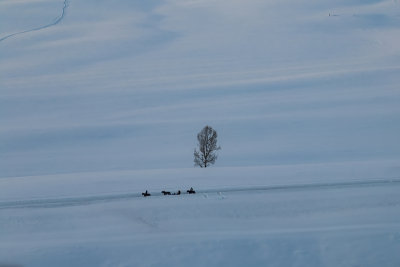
[0,0,68,43]
[1,178,400,210]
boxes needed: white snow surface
[1,163,400,267]
[1,0,400,266]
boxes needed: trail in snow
[1,178,399,210]
[0,0,68,43]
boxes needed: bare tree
[194,125,221,168]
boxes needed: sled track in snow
[1,178,400,209]
[0,0,68,43]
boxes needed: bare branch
[194,125,221,168]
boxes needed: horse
[187,187,196,194]
[142,190,151,197]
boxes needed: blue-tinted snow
[0,0,400,266]
[1,0,399,176]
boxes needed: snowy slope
[0,169,400,267]
[1,0,400,266]
[1,0,400,177]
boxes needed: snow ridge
[0,0,68,43]
[1,178,399,210]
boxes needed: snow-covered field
[1,0,400,266]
